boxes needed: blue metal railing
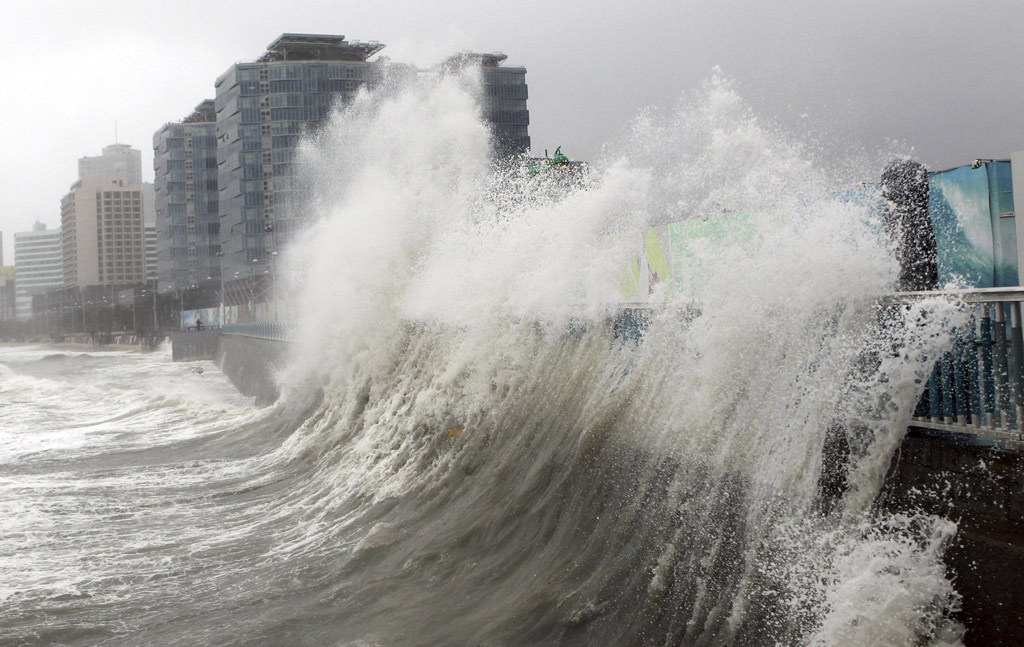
[903,288,1024,443]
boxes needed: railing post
[994,304,1011,430]
[980,304,995,428]
[968,309,981,428]
[953,331,968,425]
[941,349,954,424]
[1011,301,1024,437]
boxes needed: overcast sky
[1,0,1022,261]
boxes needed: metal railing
[210,288,1024,444]
[903,287,1024,445]
[220,321,295,342]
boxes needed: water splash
[0,70,968,645]
[270,70,966,644]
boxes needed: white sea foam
[277,70,966,644]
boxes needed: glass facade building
[442,52,530,156]
[212,34,530,302]
[153,100,220,289]
[214,34,386,294]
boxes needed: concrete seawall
[213,334,289,406]
[170,330,220,361]
[172,332,288,406]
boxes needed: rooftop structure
[257,33,385,63]
[78,144,143,185]
[182,99,216,124]
[441,51,509,70]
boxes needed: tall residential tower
[153,100,220,289]
[79,144,143,185]
[206,33,530,303]
[442,52,530,156]
[214,34,387,295]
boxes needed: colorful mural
[620,212,756,301]
[180,307,220,331]
[929,161,1017,288]
[622,160,1018,301]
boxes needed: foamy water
[0,71,967,646]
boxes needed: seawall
[171,331,288,406]
[880,429,1024,645]
[170,330,219,361]
[213,334,289,406]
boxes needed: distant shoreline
[0,341,143,352]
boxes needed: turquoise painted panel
[929,166,996,287]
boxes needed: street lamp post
[264,223,278,322]
[215,250,226,326]
[252,259,260,318]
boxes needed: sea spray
[265,70,970,645]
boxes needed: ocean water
[0,72,968,646]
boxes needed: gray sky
[2,0,1023,261]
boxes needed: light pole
[215,250,226,326]
[140,286,158,333]
[108,283,116,331]
[264,223,278,322]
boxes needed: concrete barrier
[170,330,220,361]
[213,333,289,406]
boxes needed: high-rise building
[61,177,146,288]
[0,233,12,321]
[61,144,147,289]
[211,33,530,301]
[0,265,14,322]
[153,100,220,289]
[441,52,530,155]
[14,223,62,319]
[214,34,387,291]
[145,224,157,281]
[78,144,143,185]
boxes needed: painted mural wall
[623,161,1017,301]
[929,161,1017,288]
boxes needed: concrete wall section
[170,330,220,361]
[213,334,289,406]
